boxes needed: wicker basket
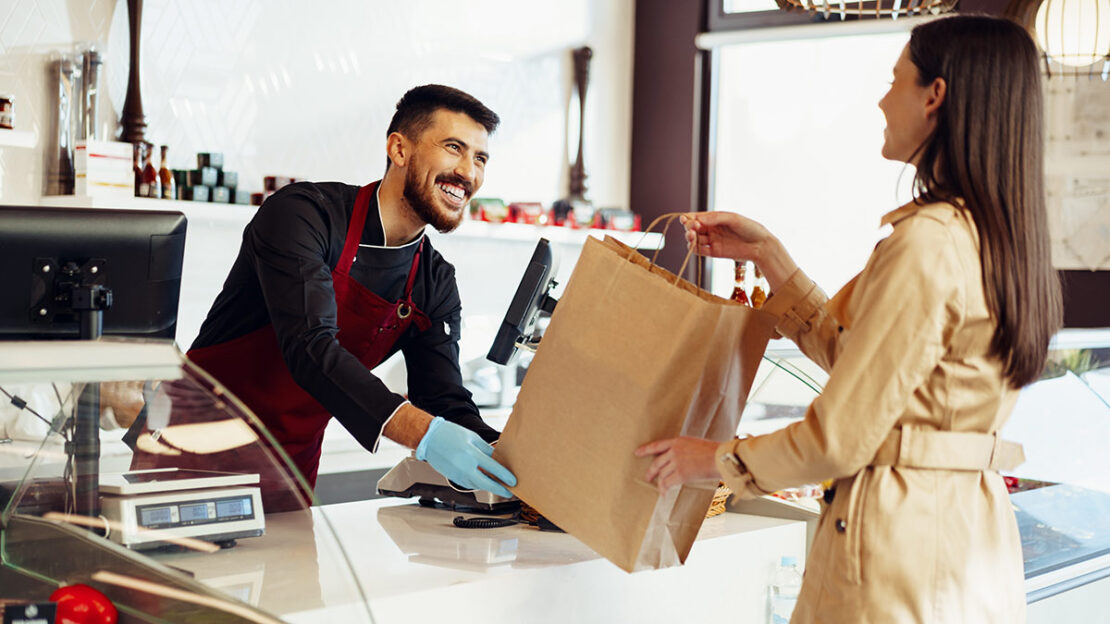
[706,482,733,518]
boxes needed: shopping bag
[493,224,777,572]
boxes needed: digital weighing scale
[99,468,265,550]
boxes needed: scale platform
[377,455,519,513]
[99,468,265,551]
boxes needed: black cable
[0,385,55,430]
[452,515,520,529]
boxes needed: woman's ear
[386,132,409,168]
[924,77,947,119]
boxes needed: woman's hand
[635,437,721,493]
[680,211,799,292]
[680,211,770,262]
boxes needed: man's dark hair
[387,84,500,140]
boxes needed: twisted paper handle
[635,212,701,287]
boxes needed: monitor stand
[62,271,112,518]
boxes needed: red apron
[181,182,430,509]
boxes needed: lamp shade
[1035,0,1110,67]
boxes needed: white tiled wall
[0,0,634,209]
[0,0,636,374]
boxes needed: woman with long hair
[637,15,1061,622]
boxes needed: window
[706,27,915,297]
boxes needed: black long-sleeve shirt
[191,181,497,449]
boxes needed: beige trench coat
[716,201,1026,623]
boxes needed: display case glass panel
[0,339,375,622]
[737,329,1110,597]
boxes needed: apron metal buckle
[397,303,411,319]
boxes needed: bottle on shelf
[730,260,750,306]
[158,145,175,200]
[752,265,769,309]
[138,141,159,198]
[768,555,803,624]
[132,142,142,197]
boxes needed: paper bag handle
[635,212,701,286]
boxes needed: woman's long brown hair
[909,16,1062,388]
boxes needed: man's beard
[402,162,468,234]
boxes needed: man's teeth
[437,183,465,201]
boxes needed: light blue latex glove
[415,417,517,498]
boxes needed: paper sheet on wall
[1045,79,1110,271]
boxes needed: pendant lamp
[773,0,956,20]
[1011,0,1110,79]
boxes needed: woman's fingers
[645,454,667,484]
[635,438,674,456]
[638,439,674,485]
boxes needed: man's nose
[454,158,476,184]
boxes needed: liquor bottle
[159,145,175,200]
[752,265,768,309]
[138,141,160,198]
[132,142,143,197]
[730,260,750,306]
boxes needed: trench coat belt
[870,426,1025,472]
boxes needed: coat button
[835,518,847,533]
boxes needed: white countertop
[153,498,806,624]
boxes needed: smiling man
[178,85,515,509]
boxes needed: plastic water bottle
[768,555,803,624]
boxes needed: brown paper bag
[493,232,777,572]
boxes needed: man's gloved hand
[415,417,516,498]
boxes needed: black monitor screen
[487,238,557,365]
[0,205,187,340]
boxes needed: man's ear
[386,132,409,168]
[924,77,947,120]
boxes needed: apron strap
[402,237,425,301]
[337,182,378,275]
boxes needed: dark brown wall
[1059,271,1110,328]
[630,0,707,276]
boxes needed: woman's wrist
[754,236,797,293]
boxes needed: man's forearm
[383,402,434,448]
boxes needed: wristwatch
[716,440,747,480]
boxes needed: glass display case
[0,339,373,623]
[2,331,1106,620]
[730,329,1110,603]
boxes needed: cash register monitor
[0,205,187,341]
[0,205,187,517]
[487,237,558,365]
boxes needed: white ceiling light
[1035,0,1110,67]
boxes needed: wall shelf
[38,194,258,225]
[0,129,36,148]
[431,220,664,249]
[36,195,664,249]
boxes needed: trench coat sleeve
[719,216,964,496]
[760,269,838,373]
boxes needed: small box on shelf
[218,170,238,189]
[180,185,210,202]
[187,167,218,188]
[210,186,231,203]
[197,152,224,169]
[233,189,252,205]
[74,140,133,200]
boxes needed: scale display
[137,495,254,530]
